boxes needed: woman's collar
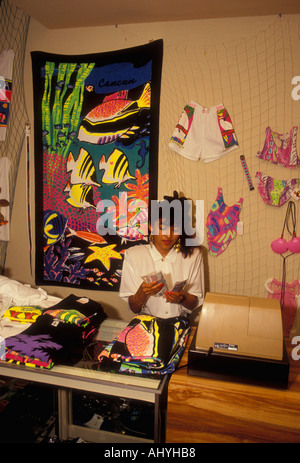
[148,243,178,262]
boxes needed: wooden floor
[166,328,300,443]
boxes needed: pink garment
[257,126,300,168]
[255,171,300,207]
[265,278,300,337]
[206,187,243,256]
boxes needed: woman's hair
[150,190,198,258]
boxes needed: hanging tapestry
[31,40,163,291]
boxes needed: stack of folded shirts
[1,294,107,369]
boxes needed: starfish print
[85,244,122,271]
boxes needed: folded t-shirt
[4,313,85,365]
[44,294,107,331]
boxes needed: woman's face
[151,218,180,257]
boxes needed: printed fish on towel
[67,248,86,261]
[117,207,148,242]
[128,204,148,229]
[64,182,96,209]
[77,83,151,145]
[99,149,135,188]
[117,225,145,243]
[67,228,107,244]
[43,210,67,246]
[67,148,100,187]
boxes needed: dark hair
[151,191,198,258]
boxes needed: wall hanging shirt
[257,126,300,168]
[206,187,243,256]
[0,49,14,142]
[0,156,10,241]
[169,102,239,162]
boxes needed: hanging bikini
[256,171,300,207]
[257,126,300,168]
[206,187,243,256]
[256,126,300,206]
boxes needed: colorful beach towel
[98,314,190,375]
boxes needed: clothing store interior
[1,0,300,445]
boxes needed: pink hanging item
[271,201,300,254]
[269,201,300,337]
[265,278,300,337]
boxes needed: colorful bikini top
[206,187,243,256]
[257,126,300,168]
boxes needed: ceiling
[9,0,300,29]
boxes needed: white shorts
[169,102,239,162]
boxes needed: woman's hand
[129,281,163,313]
[165,290,198,310]
[141,281,164,297]
[164,290,185,304]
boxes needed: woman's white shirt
[119,244,204,318]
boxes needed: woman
[119,191,204,318]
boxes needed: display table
[166,327,300,443]
[0,320,169,443]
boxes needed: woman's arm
[164,248,204,311]
[129,281,164,313]
[165,290,198,310]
